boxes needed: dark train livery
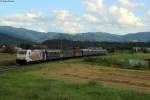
[16,48,107,64]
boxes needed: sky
[0,0,150,35]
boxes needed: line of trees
[42,39,150,51]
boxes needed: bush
[83,57,146,70]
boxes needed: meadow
[0,53,16,66]
[0,60,150,100]
[0,53,149,100]
[83,53,150,70]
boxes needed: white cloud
[63,22,85,33]
[0,0,149,35]
[148,11,150,16]
[84,1,97,12]
[118,8,144,26]
[49,10,85,34]
[84,0,105,15]
[108,6,144,26]
[0,11,85,34]
[109,6,119,15]
[83,14,99,23]
[119,0,145,9]
[2,11,40,28]
[53,10,70,21]
[96,0,104,15]
[26,12,40,18]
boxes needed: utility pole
[60,39,63,50]
[60,38,63,58]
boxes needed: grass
[83,53,150,70]
[0,61,150,100]
[104,53,150,60]
[0,71,150,100]
[0,53,16,61]
[0,53,16,66]
[31,62,150,92]
[0,53,149,99]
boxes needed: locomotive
[16,48,107,65]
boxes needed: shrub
[83,57,146,70]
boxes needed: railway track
[0,66,20,74]
[0,57,80,74]
[0,55,104,74]
[0,60,53,74]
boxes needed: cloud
[109,6,119,15]
[84,1,97,12]
[118,8,144,26]
[148,11,150,16]
[50,10,85,34]
[26,12,41,18]
[1,11,41,29]
[84,0,105,15]
[53,10,70,21]
[109,6,144,26]
[0,11,85,34]
[119,0,145,9]
[83,0,145,34]
[96,0,105,15]
[0,0,149,35]
[83,13,99,23]
[63,22,85,33]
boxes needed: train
[16,47,107,65]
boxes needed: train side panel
[62,50,73,58]
[46,50,61,60]
[73,48,82,57]
[28,50,43,62]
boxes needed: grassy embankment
[0,59,150,100]
[0,53,16,66]
[83,53,150,70]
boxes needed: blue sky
[0,0,150,34]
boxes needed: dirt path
[33,63,150,93]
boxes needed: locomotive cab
[16,49,47,65]
[16,50,28,64]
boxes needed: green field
[0,53,16,66]
[0,61,150,100]
[83,53,150,70]
[0,53,150,100]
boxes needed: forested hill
[0,26,150,45]
[0,32,30,45]
[42,39,150,50]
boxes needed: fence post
[145,59,150,70]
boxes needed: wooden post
[148,59,150,69]
[145,59,150,70]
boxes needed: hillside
[0,26,60,42]
[0,32,31,45]
[0,26,150,44]
[124,32,150,42]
